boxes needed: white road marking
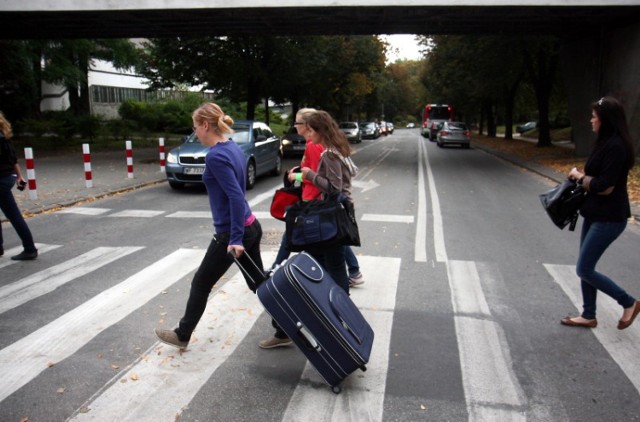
[448,260,526,421]
[0,246,143,315]
[0,243,61,270]
[68,251,275,422]
[282,255,401,421]
[361,213,414,223]
[109,210,165,218]
[57,207,111,215]
[252,211,273,221]
[415,138,428,262]
[422,140,447,262]
[165,211,211,218]
[545,263,640,395]
[248,189,276,208]
[0,248,205,403]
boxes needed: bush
[18,118,50,138]
[78,115,104,140]
[105,119,136,141]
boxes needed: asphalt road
[1,129,640,421]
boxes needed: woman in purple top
[155,102,264,350]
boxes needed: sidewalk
[12,147,167,216]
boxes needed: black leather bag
[285,191,360,252]
[539,179,586,231]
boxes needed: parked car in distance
[165,120,282,190]
[360,121,380,139]
[339,121,362,143]
[280,125,306,157]
[406,122,416,128]
[516,121,537,134]
[386,122,394,134]
[378,121,388,136]
[436,121,471,149]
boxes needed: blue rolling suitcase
[233,251,374,393]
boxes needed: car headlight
[282,139,292,146]
[167,152,178,164]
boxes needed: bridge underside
[1,6,639,39]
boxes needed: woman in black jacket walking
[0,111,37,260]
[561,96,638,330]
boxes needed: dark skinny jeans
[577,218,635,320]
[0,174,36,253]
[175,220,264,341]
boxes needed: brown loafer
[617,300,640,330]
[560,316,597,328]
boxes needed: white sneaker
[348,273,365,287]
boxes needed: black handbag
[285,190,360,252]
[539,179,586,231]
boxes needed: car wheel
[168,180,185,190]
[437,140,442,147]
[246,160,256,190]
[271,154,282,176]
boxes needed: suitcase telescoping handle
[296,322,322,352]
[228,249,267,293]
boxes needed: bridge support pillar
[561,22,640,157]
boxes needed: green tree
[41,39,139,116]
[140,36,283,120]
[522,36,560,147]
[0,41,40,121]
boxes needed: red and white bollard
[159,137,166,173]
[82,143,93,188]
[24,147,37,200]
[125,140,134,179]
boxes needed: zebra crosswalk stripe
[281,256,400,421]
[68,251,275,421]
[0,246,143,315]
[0,243,61,270]
[0,248,205,403]
[544,263,640,395]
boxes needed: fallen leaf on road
[130,373,138,381]
[57,387,65,394]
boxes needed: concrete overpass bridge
[1,1,640,155]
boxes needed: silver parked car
[436,121,471,149]
[165,120,282,190]
[360,122,380,139]
[339,121,362,144]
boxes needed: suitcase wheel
[331,385,342,394]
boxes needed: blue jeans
[0,174,36,253]
[176,220,264,341]
[345,246,360,277]
[577,218,635,319]
[271,231,359,277]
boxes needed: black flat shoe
[560,316,597,328]
[618,301,640,330]
[11,250,38,261]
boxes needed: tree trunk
[485,100,497,137]
[522,38,559,148]
[502,73,522,140]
